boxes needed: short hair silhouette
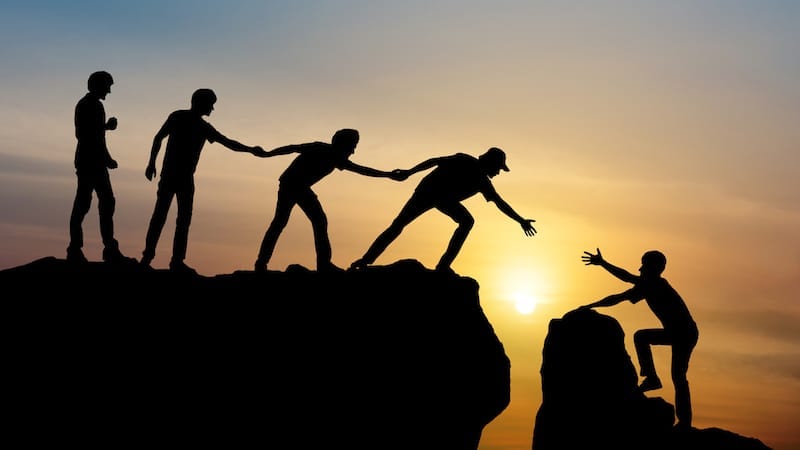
[642,250,667,273]
[331,128,360,148]
[191,88,217,108]
[87,71,113,92]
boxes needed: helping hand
[390,169,409,181]
[582,248,603,265]
[521,219,536,236]
[252,146,269,157]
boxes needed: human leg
[634,328,671,391]
[296,190,337,270]
[141,181,175,266]
[672,328,699,428]
[170,181,195,266]
[434,202,474,272]
[350,196,428,269]
[255,188,296,271]
[67,171,94,261]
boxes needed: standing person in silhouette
[349,147,536,273]
[67,70,134,264]
[578,248,699,430]
[140,88,266,274]
[254,128,405,273]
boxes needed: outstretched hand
[521,219,536,236]
[582,248,604,265]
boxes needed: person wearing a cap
[350,147,536,273]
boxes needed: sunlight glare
[513,291,537,315]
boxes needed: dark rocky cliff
[2,257,510,449]
[532,308,772,450]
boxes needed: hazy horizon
[2,2,798,449]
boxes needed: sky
[1,1,799,448]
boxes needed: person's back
[634,276,697,334]
[159,109,219,182]
[74,93,107,171]
[278,142,348,189]
[413,153,493,204]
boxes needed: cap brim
[501,164,510,172]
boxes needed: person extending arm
[578,291,632,311]
[582,248,639,283]
[489,193,537,237]
[342,160,406,180]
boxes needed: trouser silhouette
[69,167,119,251]
[257,185,331,269]
[634,326,699,426]
[358,194,474,270]
[142,177,194,264]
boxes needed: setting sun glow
[513,291,538,315]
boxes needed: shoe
[66,247,88,263]
[348,258,368,271]
[674,422,693,432]
[435,264,457,275]
[103,246,137,264]
[140,253,154,267]
[254,260,268,273]
[318,262,345,273]
[639,376,662,392]
[169,260,197,275]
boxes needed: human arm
[214,134,267,157]
[342,160,405,179]
[582,248,639,283]
[490,193,536,236]
[145,124,169,181]
[578,291,631,311]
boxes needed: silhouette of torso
[414,153,498,204]
[74,94,107,171]
[628,277,697,334]
[278,142,347,189]
[160,109,222,182]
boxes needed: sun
[513,291,538,315]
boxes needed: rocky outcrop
[2,257,510,449]
[532,308,772,450]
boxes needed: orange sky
[1,2,799,449]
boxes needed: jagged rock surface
[532,308,772,450]
[3,257,510,449]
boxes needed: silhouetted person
[349,147,536,273]
[254,128,405,272]
[140,88,266,274]
[67,71,134,264]
[578,248,699,429]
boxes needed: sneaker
[318,262,345,273]
[169,260,197,275]
[435,264,457,275]
[348,258,368,271]
[639,376,662,392]
[103,246,137,264]
[66,247,88,263]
